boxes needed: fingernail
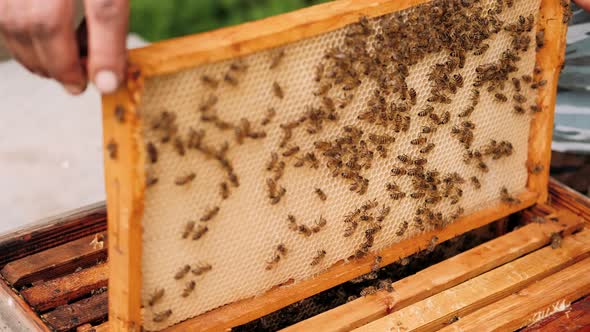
[64,84,84,95]
[94,70,118,94]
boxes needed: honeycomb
[138,0,543,329]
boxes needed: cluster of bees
[131,0,550,311]
[147,262,212,322]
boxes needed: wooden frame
[101,0,569,331]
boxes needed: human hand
[0,0,129,95]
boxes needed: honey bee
[148,288,165,306]
[173,137,185,156]
[397,154,411,164]
[270,186,287,205]
[152,309,172,322]
[530,105,541,113]
[175,173,196,186]
[114,105,126,123]
[261,108,276,126]
[147,142,158,164]
[550,232,562,249]
[462,121,475,129]
[201,75,219,89]
[420,143,435,154]
[494,93,508,102]
[273,82,284,99]
[265,254,281,271]
[369,133,395,145]
[277,244,288,256]
[192,225,208,240]
[511,77,521,92]
[146,173,159,187]
[310,250,327,266]
[106,140,118,160]
[418,105,434,117]
[199,94,218,112]
[228,171,240,187]
[422,126,434,134]
[513,105,525,114]
[314,83,332,96]
[174,265,191,280]
[473,43,489,56]
[200,207,220,222]
[390,191,406,200]
[298,224,313,237]
[459,106,475,118]
[270,49,286,70]
[537,79,547,87]
[181,280,196,297]
[409,88,417,105]
[410,192,426,199]
[182,221,195,239]
[391,167,407,176]
[411,136,427,145]
[513,94,527,103]
[314,63,325,82]
[536,30,545,49]
[315,188,327,201]
[360,286,377,297]
[266,152,279,171]
[191,263,212,276]
[396,220,409,236]
[224,72,238,86]
[470,176,481,189]
[229,61,248,72]
[282,146,300,157]
[414,158,427,166]
[477,161,489,172]
[522,75,533,83]
[500,187,521,205]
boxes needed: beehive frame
[102,0,568,330]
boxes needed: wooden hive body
[101,0,569,330]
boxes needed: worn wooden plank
[549,178,590,222]
[163,191,537,332]
[21,263,108,312]
[521,295,590,331]
[354,229,590,332]
[438,257,590,332]
[42,292,108,332]
[0,202,106,269]
[1,233,107,287]
[283,208,584,332]
[526,0,569,203]
[0,280,50,332]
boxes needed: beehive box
[101,0,569,330]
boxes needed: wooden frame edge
[127,0,430,77]
[103,71,146,332]
[164,191,537,331]
[526,0,569,203]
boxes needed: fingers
[574,0,590,11]
[84,0,129,94]
[29,1,86,94]
[0,1,46,76]
[0,0,85,94]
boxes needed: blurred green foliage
[130,0,331,41]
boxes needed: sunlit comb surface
[138,0,543,329]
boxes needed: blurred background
[0,0,589,235]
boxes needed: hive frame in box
[101,0,569,330]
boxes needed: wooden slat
[354,228,590,332]
[21,263,108,312]
[42,292,108,332]
[526,0,569,203]
[283,208,584,332]
[127,0,431,77]
[0,280,50,332]
[163,191,537,332]
[1,233,107,287]
[77,322,110,332]
[549,178,590,222]
[0,202,106,269]
[521,295,590,331]
[438,257,590,332]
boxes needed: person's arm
[576,0,590,11]
[0,0,128,95]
